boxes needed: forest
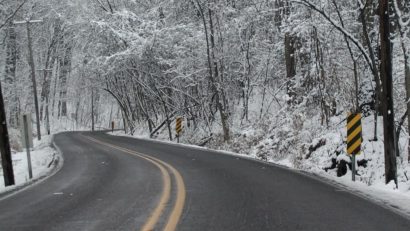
[1,0,410,187]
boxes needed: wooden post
[379,0,397,186]
[0,81,15,186]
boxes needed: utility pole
[14,19,43,141]
[0,81,15,186]
[379,0,397,186]
[37,69,52,135]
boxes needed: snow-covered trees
[1,0,410,186]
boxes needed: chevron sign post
[347,113,362,181]
[176,117,183,143]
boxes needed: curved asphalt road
[0,131,409,231]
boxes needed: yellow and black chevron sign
[347,113,362,155]
[176,117,183,135]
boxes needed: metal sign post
[175,117,183,143]
[347,113,362,182]
[21,114,33,179]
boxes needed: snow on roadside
[299,115,410,217]
[0,135,58,194]
[325,174,410,217]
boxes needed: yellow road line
[149,157,186,231]
[83,136,171,231]
[82,135,185,231]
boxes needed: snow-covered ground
[0,135,59,194]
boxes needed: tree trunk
[360,5,381,141]
[285,32,296,98]
[4,25,18,128]
[58,45,72,117]
[0,81,15,186]
[379,0,397,185]
[158,90,173,141]
[26,22,41,140]
[40,21,60,122]
[45,96,50,135]
[405,64,410,162]
[208,5,230,141]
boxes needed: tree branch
[0,0,27,30]
[291,0,374,72]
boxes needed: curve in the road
[83,135,186,231]
[2,131,410,231]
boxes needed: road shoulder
[107,131,410,221]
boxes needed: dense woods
[1,0,410,186]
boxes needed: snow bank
[0,135,59,194]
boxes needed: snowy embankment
[110,114,410,218]
[0,135,60,194]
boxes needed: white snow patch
[0,135,58,194]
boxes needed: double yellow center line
[83,135,186,231]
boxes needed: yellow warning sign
[176,117,183,135]
[347,113,362,155]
